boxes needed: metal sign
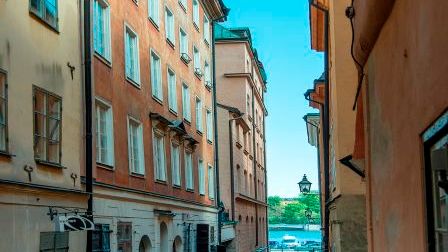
[55,215,94,232]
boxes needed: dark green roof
[214,24,268,84]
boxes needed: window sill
[183,118,191,125]
[35,159,66,169]
[178,1,187,13]
[130,172,145,179]
[173,184,182,189]
[243,149,249,156]
[169,108,178,117]
[204,39,210,47]
[152,96,164,105]
[166,38,175,49]
[181,55,191,66]
[207,139,213,145]
[29,11,59,34]
[186,188,195,193]
[196,130,203,136]
[148,17,160,31]
[200,193,205,196]
[126,77,141,89]
[193,22,199,32]
[97,162,114,171]
[205,84,212,92]
[155,179,167,185]
[94,52,112,68]
[194,72,203,80]
[249,155,254,160]
[0,150,15,158]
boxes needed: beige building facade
[306,0,367,250]
[215,24,268,252]
[0,0,88,251]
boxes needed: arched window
[160,222,168,252]
[236,165,241,192]
[138,235,151,252]
[172,236,182,252]
[238,215,242,222]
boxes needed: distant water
[269,229,321,243]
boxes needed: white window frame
[204,60,211,87]
[195,97,203,133]
[95,98,114,166]
[203,15,210,44]
[127,116,145,175]
[178,0,187,12]
[93,0,112,62]
[150,50,163,101]
[171,142,181,186]
[153,129,167,182]
[198,159,205,195]
[192,0,199,28]
[148,0,160,26]
[193,46,201,73]
[124,24,140,86]
[185,150,194,190]
[182,83,191,122]
[179,28,189,57]
[167,68,177,113]
[208,164,215,199]
[165,7,175,44]
[206,108,213,143]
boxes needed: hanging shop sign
[55,215,95,232]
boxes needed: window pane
[44,0,57,27]
[30,0,41,12]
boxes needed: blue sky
[223,0,324,197]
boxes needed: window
[30,0,58,29]
[148,0,159,25]
[195,97,203,133]
[204,61,211,87]
[206,109,213,143]
[182,83,191,122]
[171,143,181,186]
[96,100,114,166]
[165,8,175,44]
[192,0,199,28]
[153,129,166,181]
[150,51,163,101]
[127,117,144,175]
[208,164,214,199]
[117,222,132,252]
[179,0,187,11]
[203,15,210,44]
[193,46,201,76]
[0,71,7,152]
[198,159,205,195]
[167,68,177,113]
[185,151,193,190]
[247,94,251,116]
[125,26,140,85]
[93,0,111,61]
[33,87,62,164]
[179,28,189,59]
[39,231,69,252]
[93,224,111,252]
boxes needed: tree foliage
[268,194,321,225]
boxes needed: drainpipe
[303,116,324,236]
[308,0,330,250]
[83,0,93,251]
[211,20,221,245]
[263,110,268,248]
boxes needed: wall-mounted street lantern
[298,174,312,193]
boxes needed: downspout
[303,116,324,241]
[211,20,222,245]
[251,85,259,246]
[309,0,330,250]
[83,0,93,251]
[263,110,268,248]
[228,118,236,221]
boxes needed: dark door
[196,224,209,252]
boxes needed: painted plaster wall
[0,0,83,191]
[93,0,215,206]
[364,0,448,250]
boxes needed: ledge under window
[173,184,182,189]
[148,17,160,31]
[94,52,112,68]
[0,150,15,158]
[166,38,175,49]
[130,172,145,179]
[155,179,167,185]
[29,10,59,34]
[35,159,66,169]
[178,1,187,13]
[186,188,195,193]
[97,162,114,170]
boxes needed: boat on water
[281,234,301,249]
